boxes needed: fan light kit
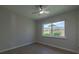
[39,10,49,14]
[32,5,50,14]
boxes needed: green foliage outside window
[53,32,61,37]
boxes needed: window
[42,21,65,38]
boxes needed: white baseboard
[37,41,78,53]
[0,42,34,53]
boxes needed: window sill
[42,36,66,39]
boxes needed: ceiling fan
[32,5,49,14]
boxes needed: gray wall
[77,11,79,49]
[35,10,79,51]
[0,7,35,51]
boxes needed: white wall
[35,10,79,52]
[0,7,35,51]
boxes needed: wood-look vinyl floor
[0,43,76,54]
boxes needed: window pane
[42,23,51,36]
[52,21,65,37]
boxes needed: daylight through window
[42,21,65,38]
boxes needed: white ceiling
[2,5,79,20]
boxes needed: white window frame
[42,21,65,39]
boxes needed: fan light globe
[39,11,44,14]
[39,10,50,14]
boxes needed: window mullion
[51,23,53,36]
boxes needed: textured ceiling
[2,5,79,20]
